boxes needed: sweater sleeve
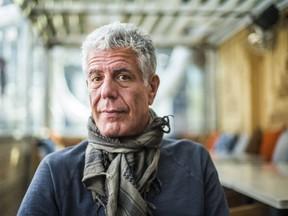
[202,147,229,216]
[17,157,59,216]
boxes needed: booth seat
[205,127,287,162]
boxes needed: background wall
[216,9,288,134]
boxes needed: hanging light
[247,4,279,54]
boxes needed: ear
[148,74,160,105]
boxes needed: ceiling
[12,0,288,48]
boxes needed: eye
[118,74,131,81]
[88,73,103,89]
[91,75,102,83]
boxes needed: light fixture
[247,4,280,54]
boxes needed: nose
[100,77,118,99]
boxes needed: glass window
[50,47,90,137]
[0,4,46,136]
[0,25,20,134]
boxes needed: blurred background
[1,0,288,215]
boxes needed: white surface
[214,159,288,209]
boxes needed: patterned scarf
[82,109,170,216]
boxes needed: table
[213,158,288,209]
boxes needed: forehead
[86,48,141,76]
[88,48,138,63]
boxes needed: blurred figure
[0,57,6,95]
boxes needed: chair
[272,130,288,162]
[259,128,282,161]
[214,133,238,154]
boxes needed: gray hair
[81,22,157,85]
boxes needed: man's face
[86,48,159,138]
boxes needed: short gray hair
[81,22,157,84]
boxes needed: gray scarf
[82,109,170,216]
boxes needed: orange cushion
[205,132,219,150]
[259,129,282,161]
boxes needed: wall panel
[217,10,288,133]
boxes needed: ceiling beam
[45,32,209,48]
[16,0,285,49]
[30,1,255,17]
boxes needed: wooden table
[213,158,288,209]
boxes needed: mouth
[99,109,128,118]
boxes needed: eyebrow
[87,68,101,77]
[113,67,132,74]
[87,67,136,79]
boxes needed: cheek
[130,91,150,111]
[89,91,100,110]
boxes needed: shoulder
[159,138,215,176]
[45,140,88,162]
[41,140,88,176]
[40,140,89,201]
[17,140,91,215]
[161,138,209,159]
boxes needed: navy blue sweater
[18,138,229,216]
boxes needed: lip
[100,109,125,113]
[100,109,127,117]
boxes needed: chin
[98,122,142,138]
[100,128,125,138]
[101,129,135,139]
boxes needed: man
[18,22,229,216]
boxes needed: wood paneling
[217,9,288,133]
[217,28,254,134]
